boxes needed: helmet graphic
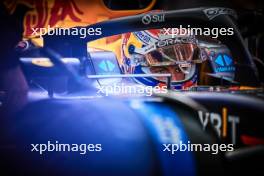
[121,28,204,89]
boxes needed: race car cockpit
[19,8,260,96]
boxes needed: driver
[121,28,206,89]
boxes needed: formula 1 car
[1,6,264,176]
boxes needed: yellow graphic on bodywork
[4,0,156,51]
[32,58,53,67]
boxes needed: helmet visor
[144,43,197,67]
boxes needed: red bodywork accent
[241,135,264,146]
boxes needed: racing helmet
[121,28,207,89]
